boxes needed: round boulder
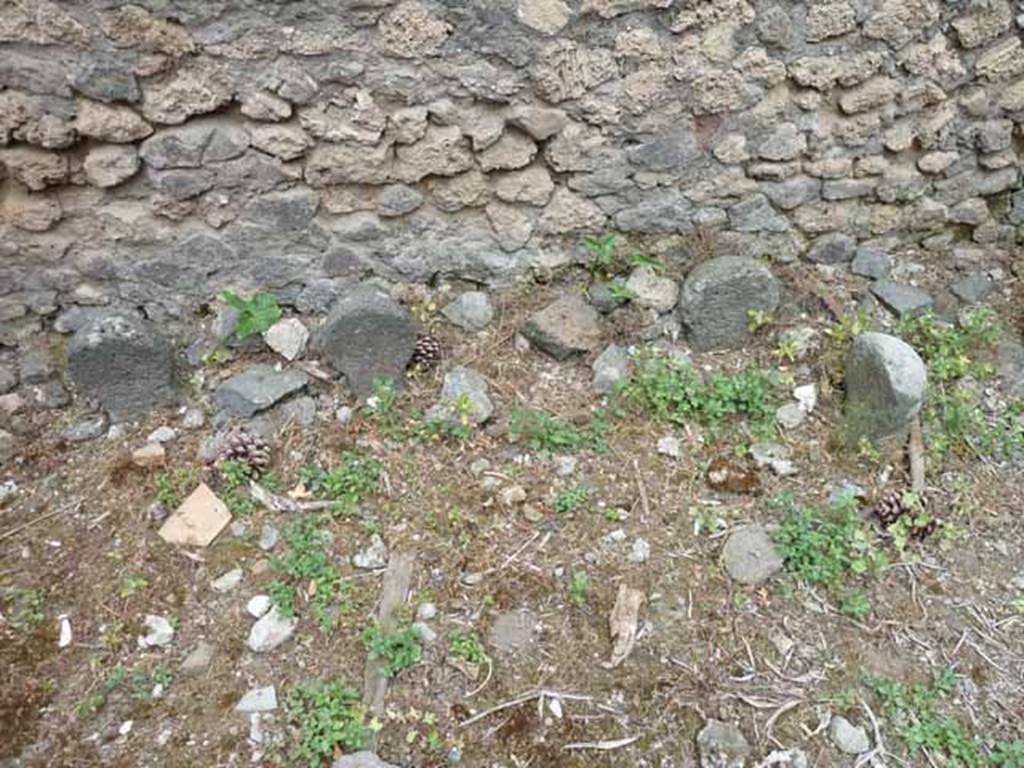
[67,312,178,422]
[678,256,781,351]
[845,332,927,442]
[721,525,784,585]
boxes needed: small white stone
[247,595,272,618]
[605,528,627,544]
[263,318,310,361]
[416,602,437,621]
[630,537,650,563]
[211,568,243,593]
[138,615,174,648]
[119,720,133,737]
[147,426,177,444]
[247,606,297,653]
[793,383,817,413]
[776,402,807,430]
[58,615,72,648]
[656,435,682,459]
[236,685,278,713]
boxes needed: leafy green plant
[270,517,352,632]
[362,624,422,677]
[5,588,45,631]
[868,670,1024,767]
[220,289,282,342]
[568,570,589,608]
[449,630,488,665]
[553,485,589,514]
[118,574,149,599]
[607,283,636,304]
[300,451,381,517]
[897,309,999,383]
[774,495,886,617]
[582,234,619,276]
[219,459,258,515]
[363,379,406,439]
[615,351,778,438]
[747,308,773,332]
[154,468,193,509]
[285,679,374,766]
[509,408,606,453]
[629,253,664,273]
[825,309,870,345]
[75,665,126,718]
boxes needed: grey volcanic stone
[214,365,309,418]
[318,283,417,395]
[442,291,494,331]
[850,248,892,279]
[679,256,781,351]
[593,344,630,394]
[521,296,602,359]
[247,606,297,652]
[807,233,856,264]
[845,332,927,441]
[950,272,995,304]
[426,366,493,426]
[68,313,178,422]
[870,280,934,316]
[0,429,14,466]
[721,526,784,585]
[829,715,871,754]
[697,719,751,768]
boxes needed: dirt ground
[2,259,1023,768]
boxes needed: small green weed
[825,310,870,345]
[607,282,635,304]
[270,516,353,632]
[747,308,773,332]
[773,495,887,618]
[154,468,193,509]
[300,451,381,517]
[582,233,619,276]
[362,624,422,677]
[629,253,664,273]
[448,630,488,665]
[220,459,258,515]
[76,665,126,718]
[220,289,282,342]
[615,351,778,438]
[284,679,375,767]
[117,574,149,599]
[868,670,1024,767]
[363,379,405,439]
[897,309,999,383]
[509,408,606,453]
[553,485,589,514]
[4,588,45,631]
[568,570,589,608]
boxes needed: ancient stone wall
[2,0,1024,324]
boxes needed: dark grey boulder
[870,280,934,317]
[214,365,309,418]
[317,284,417,395]
[845,332,927,442]
[67,313,178,422]
[678,256,781,351]
[521,296,602,360]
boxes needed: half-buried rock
[678,256,780,351]
[67,312,178,422]
[318,283,417,395]
[214,364,309,418]
[845,332,927,442]
[521,295,602,359]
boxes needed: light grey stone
[729,194,789,233]
[521,296,602,359]
[592,344,630,394]
[68,313,178,422]
[138,615,175,648]
[247,606,297,652]
[845,332,927,441]
[377,184,424,217]
[247,595,272,618]
[870,280,934,317]
[353,534,389,570]
[211,568,243,593]
[263,318,309,362]
[83,144,140,188]
[0,429,16,466]
[318,284,417,396]
[332,753,400,768]
[850,248,892,279]
[697,719,751,768]
[950,273,995,304]
[722,526,784,585]
[442,291,494,331]
[426,366,494,425]
[236,686,278,713]
[63,413,109,442]
[678,257,781,351]
[625,266,679,313]
[829,715,871,755]
[181,641,215,673]
[214,366,309,418]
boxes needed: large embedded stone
[845,332,927,442]
[521,296,602,360]
[213,365,309,418]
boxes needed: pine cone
[871,490,906,526]
[218,428,271,478]
[409,332,442,371]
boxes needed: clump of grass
[567,570,590,608]
[897,310,1024,465]
[868,670,1024,767]
[448,630,488,665]
[553,485,589,514]
[269,516,352,632]
[300,450,381,517]
[773,495,887,620]
[509,408,607,453]
[614,350,779,438]
[362,623,423,677]
[284,678,375,766]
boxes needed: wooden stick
[362,551,414,749]
[0,504,75,543]
[909,415,926,495]
[563,735,640,751]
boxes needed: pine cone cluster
[409,332,442,371]
[218,428,271,478]
[869,490,938,541]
